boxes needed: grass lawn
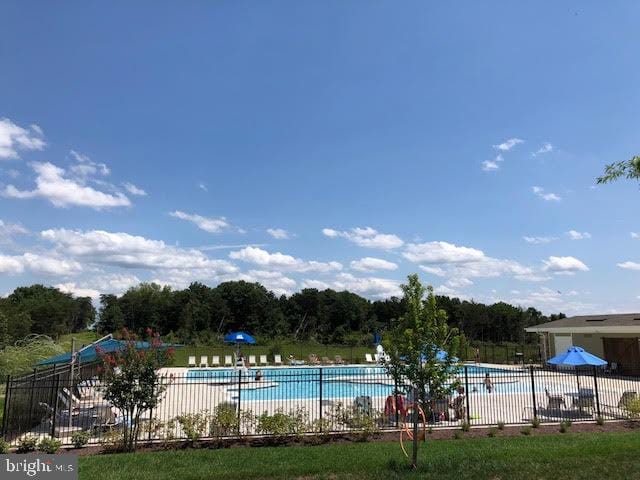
[79,431,640,480]
[57,331,102,351]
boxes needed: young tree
[98,329,173,451]
[383,274,463,468]
[597,155,640,185]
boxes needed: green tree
[597,155,640,184]
[383,274,463,468]
[97,294,125,334]
[0,311,8,349]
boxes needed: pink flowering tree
[97,328,174,451]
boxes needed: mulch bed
[52,420,638,457]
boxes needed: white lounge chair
[365,353,375,364]
[274,354,282,366]
[199,356,208,368]
[211,355,220,367]
[248,355,257,366]
[188,356,197,367]
[224,355,233,367]
[259,355,268,365]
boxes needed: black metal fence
[3,363,639,445]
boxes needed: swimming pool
[186,365,530,401]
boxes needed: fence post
[394,376,400,428]
[28,368,37,426]
[593,366,601,418]
[2,375,11,437]
[464,366,471,424]
[530,366,538,420]
[51,372,61,438]
[318,368,323,433]
[236,369,242,436]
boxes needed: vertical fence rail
[530,366,538,420]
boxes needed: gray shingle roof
[526,313,640,331]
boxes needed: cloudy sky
[1,2,639,315]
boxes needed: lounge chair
[571,388,595,413]
[199,356,208,368]
[274,354,283,366]
[365,353,375,364]
[321,356,334,365]
[259,355,269,366]
[354,395,372,415]
[602,391,637,418]
[224,355,233,367]
[334,355,345,365]
[248,355,257,366]
[544,389,566,410]
[211,356,220,367]
[308,354,321,365]
[188,356,197,367]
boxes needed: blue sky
[1,1,639,314]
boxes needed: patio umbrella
[547,346,607,390]
[223,331,256,357]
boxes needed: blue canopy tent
[37,337,182,366]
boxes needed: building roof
[526,313,640,334]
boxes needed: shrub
[38,437,61,454]
[0,438,9,454]
[453,431,463,440]
[71,431,90,449]
[460,421,471,432]
[596,415,605,426]
[559,421,571,433]
[209,403,239,438]
[17,436,38,453]
[520,426,532,436]
[626,397,640,421]
[177,412,210,443]
[427,426,433,435]
[256,407,309,437]
[100,428,124,452]
[488,427,497,437]
[531,417,541,428]
[497,421,505,430]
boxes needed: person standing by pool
[483,373,493,393]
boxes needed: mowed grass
[56,331,102,351]
[79,431,640,480]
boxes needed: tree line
[0,281,565,348]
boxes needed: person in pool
[255,370,263,382]
[483,372,494,393]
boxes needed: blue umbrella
[223,332,256,345]
[547,346,607,367]
[547,346,606,392]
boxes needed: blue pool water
[186,365,530,401]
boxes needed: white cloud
[55,282,101,299]
[198,182,208,192]
[169,210,230,234]
[510,287,595,315]
[229,246,342,273]
[69,150,110,177]
[232,270,297,296]
[403,241,485,264]
[493,138,524,151]
[21,253,82,276]
[123,182,147,196]
[433,285,459,296]
[350,257,398,272]
[566,230,591,240]
[617,261,640,271]
[482,154,504,172]
[532,142,554,156]
[3,162,131,208]
[40,228,238,273]
[419,265,447,277]
[532,186,561,202]
[322,227,404,250]
[331,273,402,299]
[0,118,45,159]
[631,232,639,239]
[542,256,589,275]
[0,219,28,240]
[446,277,473,288]
[523,236,557,244]
[0,254,24,274]
[267,228,290,240]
